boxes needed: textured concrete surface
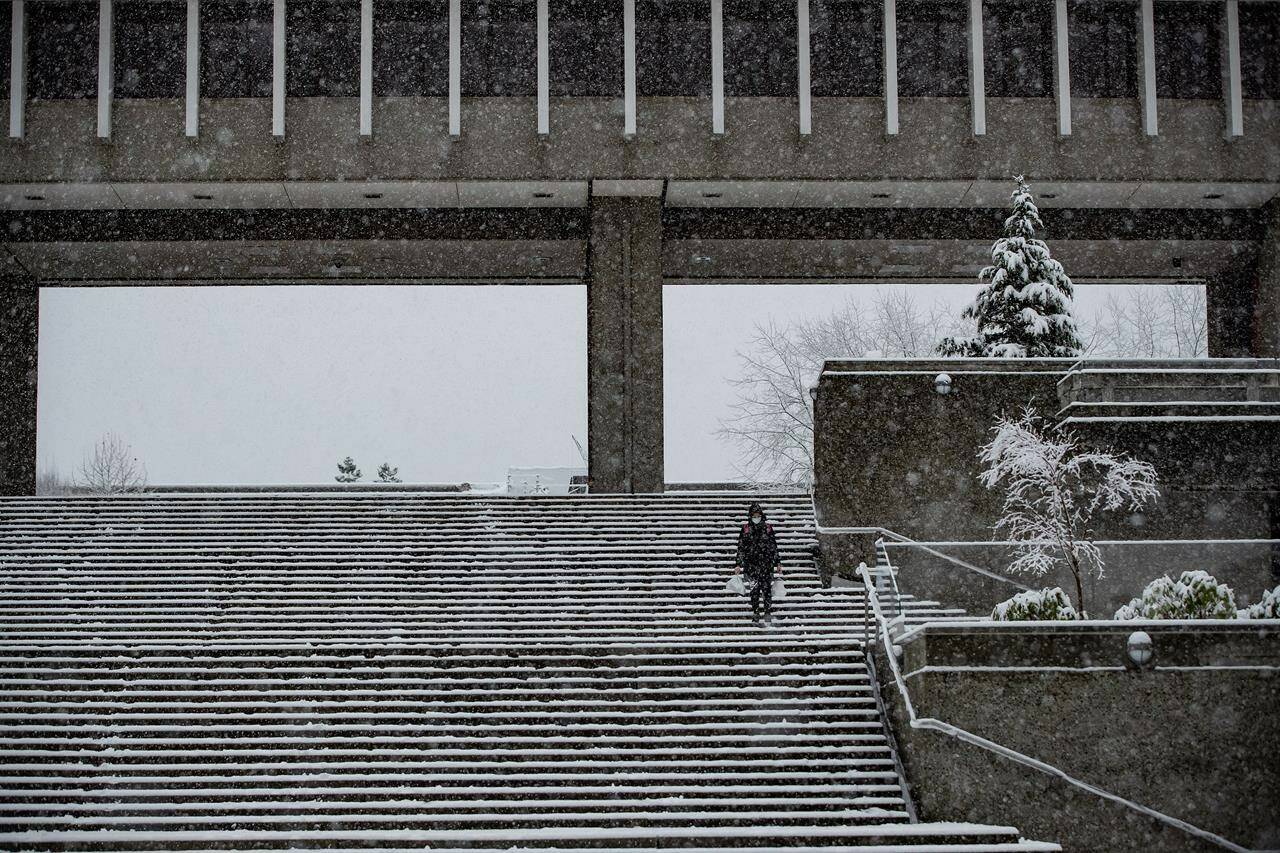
[1257,200,1280,358]
[2,97,1277,183]
[0,278,38,497]
[587,195,664,494]
[881,623,1280,852]
[813,359,1280,613]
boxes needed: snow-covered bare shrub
[1114,571,1238,620]
[991,587,1079,621]
[979,408,1159,618]
[1241,585,1280,620]
[77,432,148,495]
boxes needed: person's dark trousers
[747,567,774,620]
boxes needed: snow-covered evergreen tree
[1114,571,1237,620]
[377,463,401,483]
[1243,585,1280,619]
[990,587,1079,621]
[938,176,1083,358]
[335,457,362,483]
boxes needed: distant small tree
[78,433,148,495]
[37,462,75,496]
[939,175,1083,358]
[335,457,362,483]
[979,408,1159,616]
[377,463,401,483]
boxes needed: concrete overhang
[5,239,587,285]
[0,181,590,211]
[664,180,1280,209]
[5,234,1245,286]
[4,179,1277,213]
[664,238,1254,284]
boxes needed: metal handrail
[815,520,1035,593]
[855,563,1249,853]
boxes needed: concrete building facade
[1,0,1278,494]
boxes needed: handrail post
[859,562,871,645]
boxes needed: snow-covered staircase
[0,492,1057,851]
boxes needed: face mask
[751,515,762,524]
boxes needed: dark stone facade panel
[115,0,186,99]
[0,280,37,497]
[1256,200,1280,358]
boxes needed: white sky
[37,281,1176,486]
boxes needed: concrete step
[0,493,1058,852]
[0,823,1060,851]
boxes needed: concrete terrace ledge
[879,619,1280,852]
[818,356,1280,375]
[897,619,1280,677]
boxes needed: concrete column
[0,279,38,496]
[1254,200,1280,358]
[1208,203,1280,359]
[1207,253,1258,358]
[587,188,664,494]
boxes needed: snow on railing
[856,564,1252,853]
[814,521,1035,594]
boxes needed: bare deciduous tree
[717,292,968,487]
[36,462,75,496]
[1081,285,1207,358]
[77,433,148,495]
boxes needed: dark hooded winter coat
[735,503,780,574]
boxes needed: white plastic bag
[772,578,787,600]
[726,575,746,595]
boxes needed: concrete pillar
[1207,251,1259,358]
[1254,200,1280,358]
[0,278,38,496]
[1208,202,1280,358]
[586,189,664,494]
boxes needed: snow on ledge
[896,617,1280,646]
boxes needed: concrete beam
[9,0,26,139]
[96,0,114,140]
[882,0,897,135]
[1052,0,1070,136]
[185,0,200,137]
[587,196,664,494]
[0,277,38,496]
[1138,0,1157,136]
[710,0,724,135]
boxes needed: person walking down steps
[734,502,782,626]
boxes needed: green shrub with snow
[991,587,1080,621]
[1115,571,1238,620]
[1242,585,1280,619]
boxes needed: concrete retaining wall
[813,359,1280,615]
[879,622,1280,852]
